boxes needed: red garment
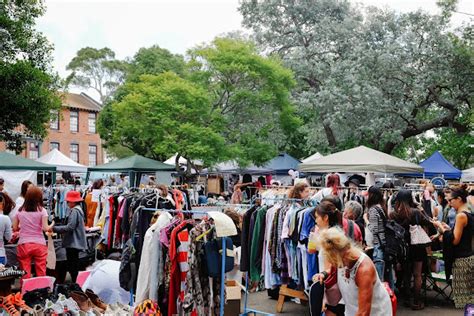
[114,198,126,247]
[172,189,184,211]
[17,243,47,281]
[168,221,190,316]
[107,196,115,249]
[342,218,362,243]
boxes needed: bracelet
[321,271,328,280]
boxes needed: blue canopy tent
[264,153,301,175]
[403,151,462,179]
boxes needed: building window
[70,143,79,162]
[50,110,59,130]
[29,142,39,159]
[50,142,60,151]
[88,112,96,133]
[70,110,78,132]
[88,145,97,167]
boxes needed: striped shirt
[368,205,386,246]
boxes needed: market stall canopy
[0,151,56,171]
[298,146,423,174]
[301,152,323,164]
[401,151,462,179]
[88,154,175,172]
[36,149,87,173]
[203,161,273,175]
[164,154,203,166]
[263,153,301,175]
[461,167,474,182]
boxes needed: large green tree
[98,72,230,170]
[240,0,473,157]
[188,37,301,164]
[66,47,128,103]
[0,0,61,152]
[126,45,186,82]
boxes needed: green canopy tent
[0,152,57,199]
[87,154,175,187]
[0,152,57,171]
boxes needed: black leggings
[65,248,81,283]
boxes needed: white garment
[337,253,392,316]
[9,196,24,220]
[312,188,344,206]
[82,260,130,305]
[135,212,172,303]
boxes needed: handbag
[46,234,56,270]
[324,267,342,306]
[204,237,234,278]
[409,211,431,245]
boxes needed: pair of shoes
[56,294,81,316]
[7,293,34,315]
[69,291,103,314]
[23,288,54,308]
[0,295,20,316]
[84,290,107,312]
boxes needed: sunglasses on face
[447,197,459,202]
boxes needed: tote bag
[409,212,431,245]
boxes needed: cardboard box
[225,280,241,316]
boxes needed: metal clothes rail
[137,207,228,316]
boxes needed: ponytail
[316,200,343,228]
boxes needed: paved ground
[241,290,462,316]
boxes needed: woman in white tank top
[315,227,392,316]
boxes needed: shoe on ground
[0,296,20,316]
[8,293,33,315]
[85,290,107,312]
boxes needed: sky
[37,0,473,101]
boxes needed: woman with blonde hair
[313,227,392,316]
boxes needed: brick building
[0,92,104,167]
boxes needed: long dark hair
[394,189,416,222]
[367,186,384,209]
[0,192,15,216]
[20,180,32,198]
[450,184,468,203]
[20,186,43,212]
[315,200,343,227]
[437,190,448,209]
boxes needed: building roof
[61,92,102,112]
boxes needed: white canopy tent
[164,154,203,167]
[37,149,88,173]
[301,152,323,164]
[299,146,423,174]
[461,167,474,182]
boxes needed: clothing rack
[136,207,229,316]
[249,198,310,314]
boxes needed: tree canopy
[239,0,473,157]
[0,0,61,152]
[66,47,128,103]
[98,72,229,169]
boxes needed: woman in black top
[389,190,434,310]
[434,184,474,308]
